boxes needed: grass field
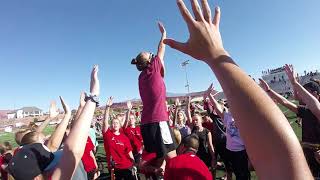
[0,105,302,180]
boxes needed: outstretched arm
[205,84,224,118]
[284,64,320,121]
[157,22,166,77]
[124,101,132,128]
[103,97,113,133]
[185,96,193,125]
[164,1,311,179]
[173,98,181,126]
[52,65,99,179]
[259,78,298,114]
[46,96,71,152]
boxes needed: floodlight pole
[181,60,190,93]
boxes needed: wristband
[85,94,100,107]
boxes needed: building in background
[7,106,43,119]
[262,67,320,96]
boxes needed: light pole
[181,60,190,93]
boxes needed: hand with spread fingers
[164,0,228,62]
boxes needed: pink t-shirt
[139,56,169,124]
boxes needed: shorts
[141,121,177,158]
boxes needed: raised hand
[127,101,133,110]
[158,21,166,35]
[59,96,71,115]
[164,0,228,62]
[106,96,114,107]
[284,64,296,83]
[49,101,59,119]
[187,96,191,104]
[90,65,100,96]
[206,83,214,97]
[259,78,270,91]
[175,98,181,107]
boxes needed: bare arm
[207,131,215,156]
[103,97,113,133]
[208,93,224,118]
[157,22,166,77]
[51,65,99,180]
[90,151,98,170]
[164,1,311,179]
[173,98,181,126]
[259,78,298,114]
[207,131,216,167]
[284,65,320,122]
[128,151,134,162]
[46,97,71,152]
[124,101,132,128]
[185,96,193,125]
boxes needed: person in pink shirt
[131,22,177,170]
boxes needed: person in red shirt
[123,101,144,164]
[131,22,177,169]
[0,144,10,180]
[81,137,99,180]
[102,97,135,180]
[165,134,212,180]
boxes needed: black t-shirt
[192,128,210,156]
[297,106,320,144]
[297,106,320,177]
[205,102,226,144]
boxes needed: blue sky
[0,0,319,111]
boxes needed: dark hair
[303,82,320,95]
[4,141,12,151]
[181,134,200,151]
[131,53,151,71]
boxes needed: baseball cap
[8,143,54,180]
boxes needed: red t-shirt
[139,56,168,124]
[103,129,133,169]
[164,152,212,180]
[0,155,8,180]
[81,137,97,172]
[124,126,143,154]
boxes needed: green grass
[0,105,303,180]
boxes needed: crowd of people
[1,0,320,179]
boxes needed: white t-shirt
[223,111,245,151]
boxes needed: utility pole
[181,60,190,93]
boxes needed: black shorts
[141,121,177,158]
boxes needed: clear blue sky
[0,0,319,111]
